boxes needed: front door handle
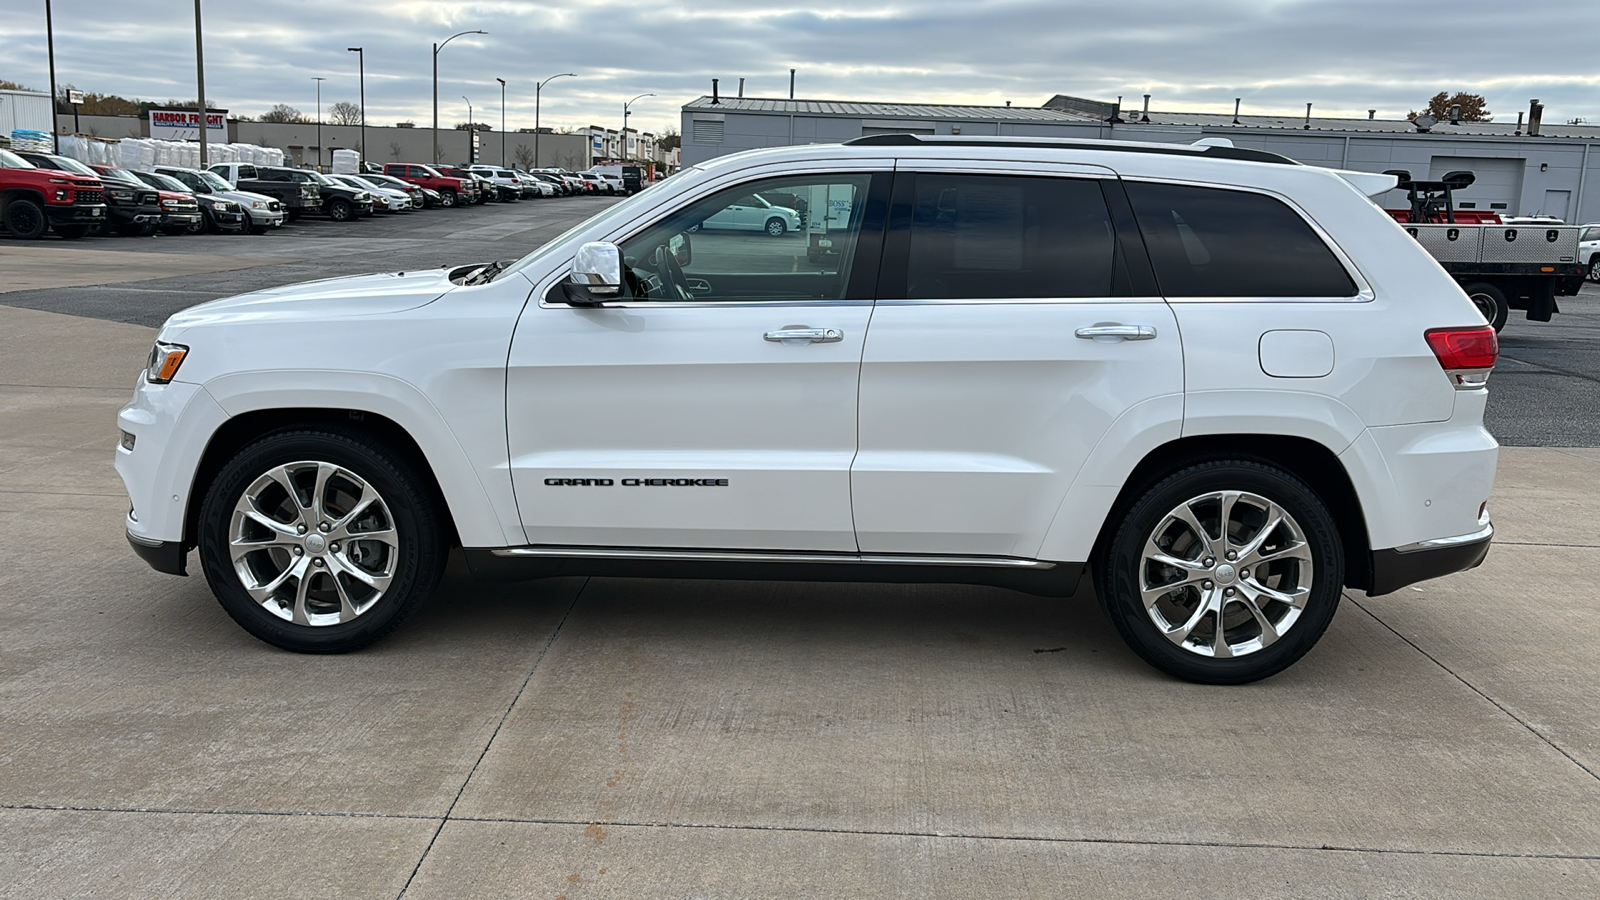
[1075,324,1157,342]
[764,326,844,343]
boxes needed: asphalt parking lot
[2,200,1599,897]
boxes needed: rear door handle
[764,326,844,343]
[1075,324,1157,342]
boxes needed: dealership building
[681,94,1600,223]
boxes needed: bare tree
[260,104,307,123]
[658,126,680,151]
[388,141,404,162]
[329,101,362,126]
[513,143,537,169]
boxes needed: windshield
[418,165,444,178]
[195,170,232,192]
[500,167,704,282]
[304,171,336,185]
[148,173,192,193]
[52,156,99,176]
[0,149,35,169]
[100,167,141,183]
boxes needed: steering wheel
[654,241,694,301]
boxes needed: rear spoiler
[1335,169,1401,197]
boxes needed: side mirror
[668,232,692,267]
[562,241,624,306]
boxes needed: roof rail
[843,133,1299,166]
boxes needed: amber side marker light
[146,342,189,384]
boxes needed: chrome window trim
[1119,176,1376,303]
[875,295,1168,306]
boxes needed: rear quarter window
[1126,182,1358,298]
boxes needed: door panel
[852,170,1182,558]
[506,170,888,552]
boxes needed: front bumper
[45,203,108,225]
[161,211,203,226]
[1368,522,1492,595]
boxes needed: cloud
[2,0,1594,135]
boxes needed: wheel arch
[0,187,48,214]
[1087,434,1373,592]
[184,407,462,552]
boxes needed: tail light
[1424,326,1497,388]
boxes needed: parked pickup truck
[258,167,373,221]
[0,147,107,239]
[1385,169,1585,331]
[208,162,319,221]
[382,163,475,207]
[19,152,160,236]
[153,166,286,233]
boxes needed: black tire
[188,213,209,235]
[1094,459,1344,685]
[439,189,457,208]
[3,198,48,239]
[197,428,449,653]
[764,217,787,237]
[1462,281,1510,332]
[160,225,188,236]
[1588,256,1599,284]
[327,199,353,222]
[285,209,301,222]
[54,224,91,239]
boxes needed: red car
[382,163,476,208]
[0,147,106,239]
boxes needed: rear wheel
[197,428,448,653]
[1463,281,1510,332]
[1095,460,1344,684]
[3,199,48,239]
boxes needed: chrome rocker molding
[465,546,1083,596]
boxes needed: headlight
[160,199,175,210]
[109,189,134,201]
[146,341,189,384]
[250,200,265,209]
[216,201,237,211]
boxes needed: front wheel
[1462,281,1510,332]
[3,199,48,239]
[197,428,448,653]
[1094,460,1344,684]
[765,217,787,237]
[187,214,208,235]
[1589,257,1599,283]
[439,189,457,208]
[327,199,353,222]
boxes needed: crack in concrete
[393,577,589,900]
[1349,594,1600,784]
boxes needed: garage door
[1429,156,1524,214]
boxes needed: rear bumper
[1368,523,1492,596]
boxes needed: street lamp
[347,47,365,164]
[312,76,325,171]
[622,92,655,164]
[432,29,486,164]
[495,77,506,167]
[463,96,472,164]
[194,0,209,164]
[534,72,575,168]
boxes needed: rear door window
[901,174,1119,299]
[1125,182,1357,297]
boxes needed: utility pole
[46,0,59,152]
[463,96,472,163]
[313,76,325,170]
[432,29,485,165]
[534,73,575,168]
[496,77,506,167]
[347,47,365,164]
[194,0,208,164]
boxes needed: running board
[464,546,1083,597]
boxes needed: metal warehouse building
[681,94,1600,224]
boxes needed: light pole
[622,93,655,164]
[347,47,364,164]
[45,0,58,152]
[312,76,325,170]
[432,29,486,164]
[495,77,506,167]
[534,72,575,168]
[194,0,208,164]
[463,96,472,164]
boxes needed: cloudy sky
[2,0,1596,135]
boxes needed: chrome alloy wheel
[1139,490,1313,659]
[228,461,398,626]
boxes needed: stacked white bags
[331,149,361,174]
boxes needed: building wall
[682,108,1600,223]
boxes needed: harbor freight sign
[148,108,228,141]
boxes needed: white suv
[116,135,1499,683]
[1580,223,1600,282]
